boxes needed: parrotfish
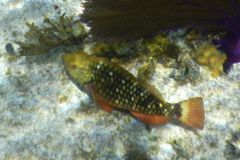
[63,52,204,129]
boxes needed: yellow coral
[195,45,226,77]
[146,35,179,59]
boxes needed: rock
[0,0,239,159]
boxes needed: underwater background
[0,0,240,159]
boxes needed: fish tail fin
[177,97,205,129]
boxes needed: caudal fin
[177,97,205,129]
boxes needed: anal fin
[131,112,169,124]
[84,84,113,113]
[95,95,113,113]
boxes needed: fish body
[63,52,204,129]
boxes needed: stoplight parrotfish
[63,52,204,129]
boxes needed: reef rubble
[0,1,239,160]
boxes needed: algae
[170,57,201,84]
[6,55,18,62]
[137,57,156,81]
[91,39,145,58]
[5,68,12,77]
[14,12,226,85]
[170,140,190,160]
[16,14,87,56]
[146,35,179,60]
[58,95,68,103]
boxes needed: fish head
[63,51,93,87]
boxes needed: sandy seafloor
[0,0,240,160]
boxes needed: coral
[90,35,179,61]
[90,34,201,84]
[185,28,219,50]
[16,14,87,56]
[136,35,180,81]
[195,44,226,77]
[137,57,156,81]
[82,0,240,70]
[146,35,179,59]
[170,58,201,84]
[90,35,180,82]
[91,39,145,58]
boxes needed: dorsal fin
[138,79,165,102]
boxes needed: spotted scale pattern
[89,60,181,116]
